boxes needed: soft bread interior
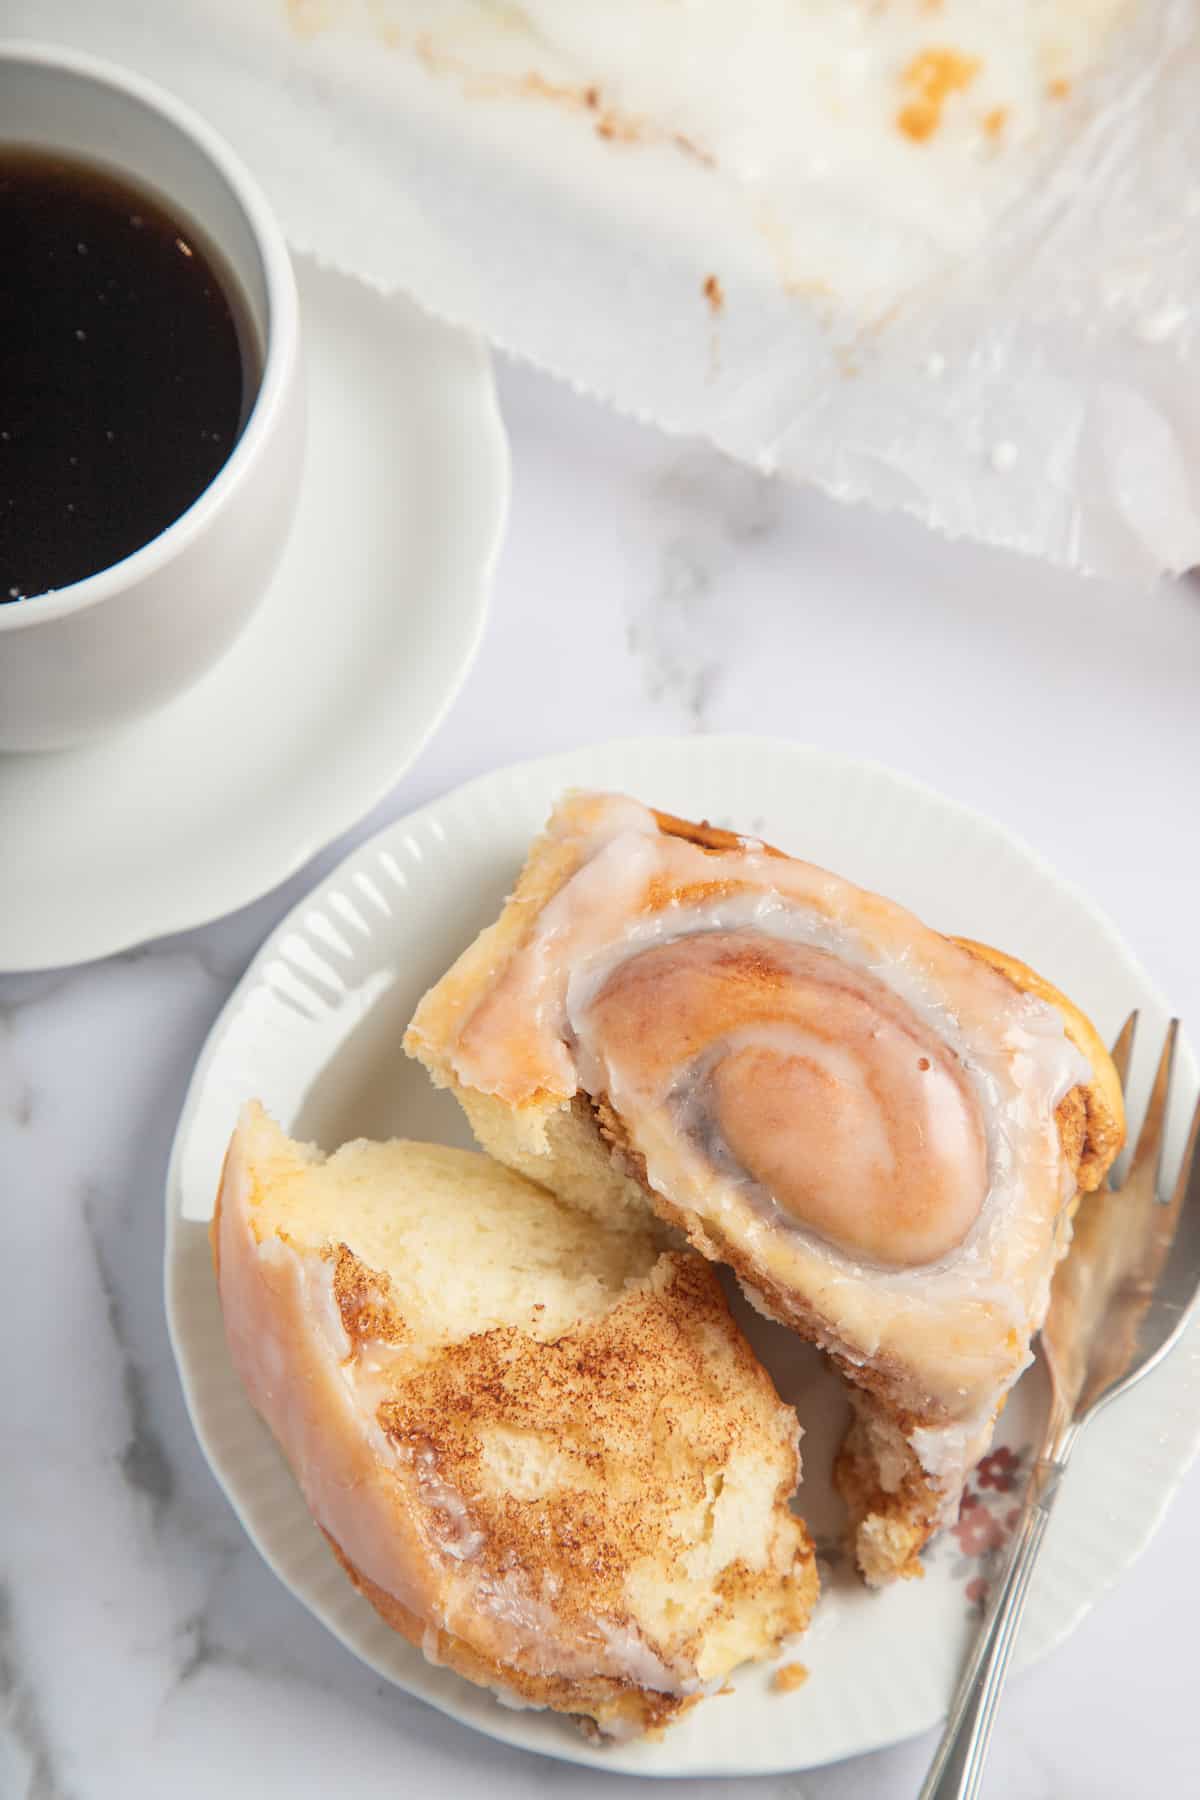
[248,1132,659,1341]
[215,1104,817,1738]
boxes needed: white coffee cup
[0,42,304,751]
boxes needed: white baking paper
[9,1,1200,579]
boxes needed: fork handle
[917,1456,1069,1800]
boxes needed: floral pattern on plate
[930,1443,1032,1611]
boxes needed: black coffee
[0,150,259,602]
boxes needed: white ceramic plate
[0,256,508,972]
[166,738,1200,1777]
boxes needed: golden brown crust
[325,1529,817,1738]
[322,1532,696,1739]
[213,1128,458,1659]
[647,808,789,859]
[951,938,1125,1192]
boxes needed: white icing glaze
[448,794,1094,1506]
[911,1412,1000,1515]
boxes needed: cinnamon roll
[406,792,1124,1584]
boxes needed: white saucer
[167,737,1200,1777]
[0,257,509,971]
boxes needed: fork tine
[1109,1011,1139,1089]
[1137,1083,1200,1354]
[1167,1086,1200,1216]
[1126,1019,1180,1199]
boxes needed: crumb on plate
[774,1662,810,1694]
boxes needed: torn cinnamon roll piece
[214,1104,817,1738]
[406,792,1125,1584]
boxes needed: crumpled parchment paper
[11,1,1200,580]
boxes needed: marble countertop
[4,354,1199,1800]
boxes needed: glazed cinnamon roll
[406,793,1125,1584]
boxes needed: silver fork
[919,1012,1200,1800]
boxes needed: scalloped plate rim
[165,736,1200,1777]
